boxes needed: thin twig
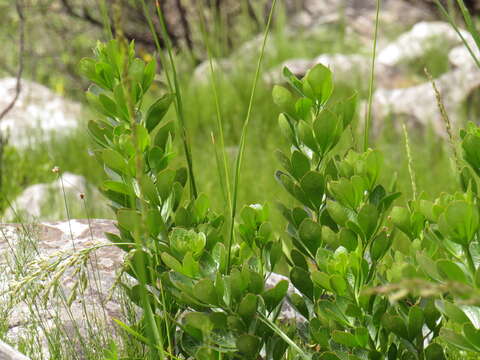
[0,0,25,122]
[0,0,25,193]
[60,0,166,49]
[174,0,194,54]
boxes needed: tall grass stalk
[81,194,111,333]
[56,171,75,251]
[140,1,172,86]
[455,0,480,51]
[140,0,198,199]
[364,0,381,151]
[154,2,198,199]
[226,0,277,273]
[402,122,417,200]
[197,3,232,213]
[211,133,230,209]
[139,6,183,357]
[425,68,462,176]
[57,172,111,352]
[435,0,480,68]
[258,314,310,360]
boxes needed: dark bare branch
[175,0,194,52]
[0,0,25,122]
[59,0,164,48]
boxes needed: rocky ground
[0,219,302,358]
[0,219,123,358]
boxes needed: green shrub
[81,33,480,359]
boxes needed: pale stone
[264,53,397,90]
[377,22,472,67]
[263,58,313,84]
[313,53,369,74]
[2,173,109,222]
[0,78,80,148]
[0,219,124,359]
[192,58,234,84]
[0,340,30,360]
[449,38,480,69]
[371,63,480,135]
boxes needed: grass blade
[154,3,198,199]
[456,0,480,51]
[141,0,198,199]
[226,0,277,273]
[435,0,480,68]
[364,0,381,152]
[258,314,310,360]
[197,2,232,213]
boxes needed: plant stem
[364,0,380,152]
[425,68,462,177]
[141,0,198,199]
[197,2,232,213]
[435,0,480,69]
[258,314,311,360]
[456,0,480,52]
[155,2,198,199]
[464,244,476,275]
[402,122,417,200]
[226,0,277,273]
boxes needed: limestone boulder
[263,58,313,85]
[2,172,110,222]
[0,339,30,360]
[0,78,81,148]
[377,22,471,67]
[371,63,480,135]
[263,53,399,90]
[449,36,480,69]
[0,219,123,359]
[192,58,235,84]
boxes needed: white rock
[372,63,480,135]
[290,11,315,28]
[264,53,393,88]
[265,272,306,322]
[0,340,30,360]
[0,78,81,148]
[3,172,107,221]
[449,38,480,68]
[263,58,313,84]
[235,34,266,60]
[0,219,124,359]
[192,59,234,84]
[377,22,472,67]
[313,53,370,75]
